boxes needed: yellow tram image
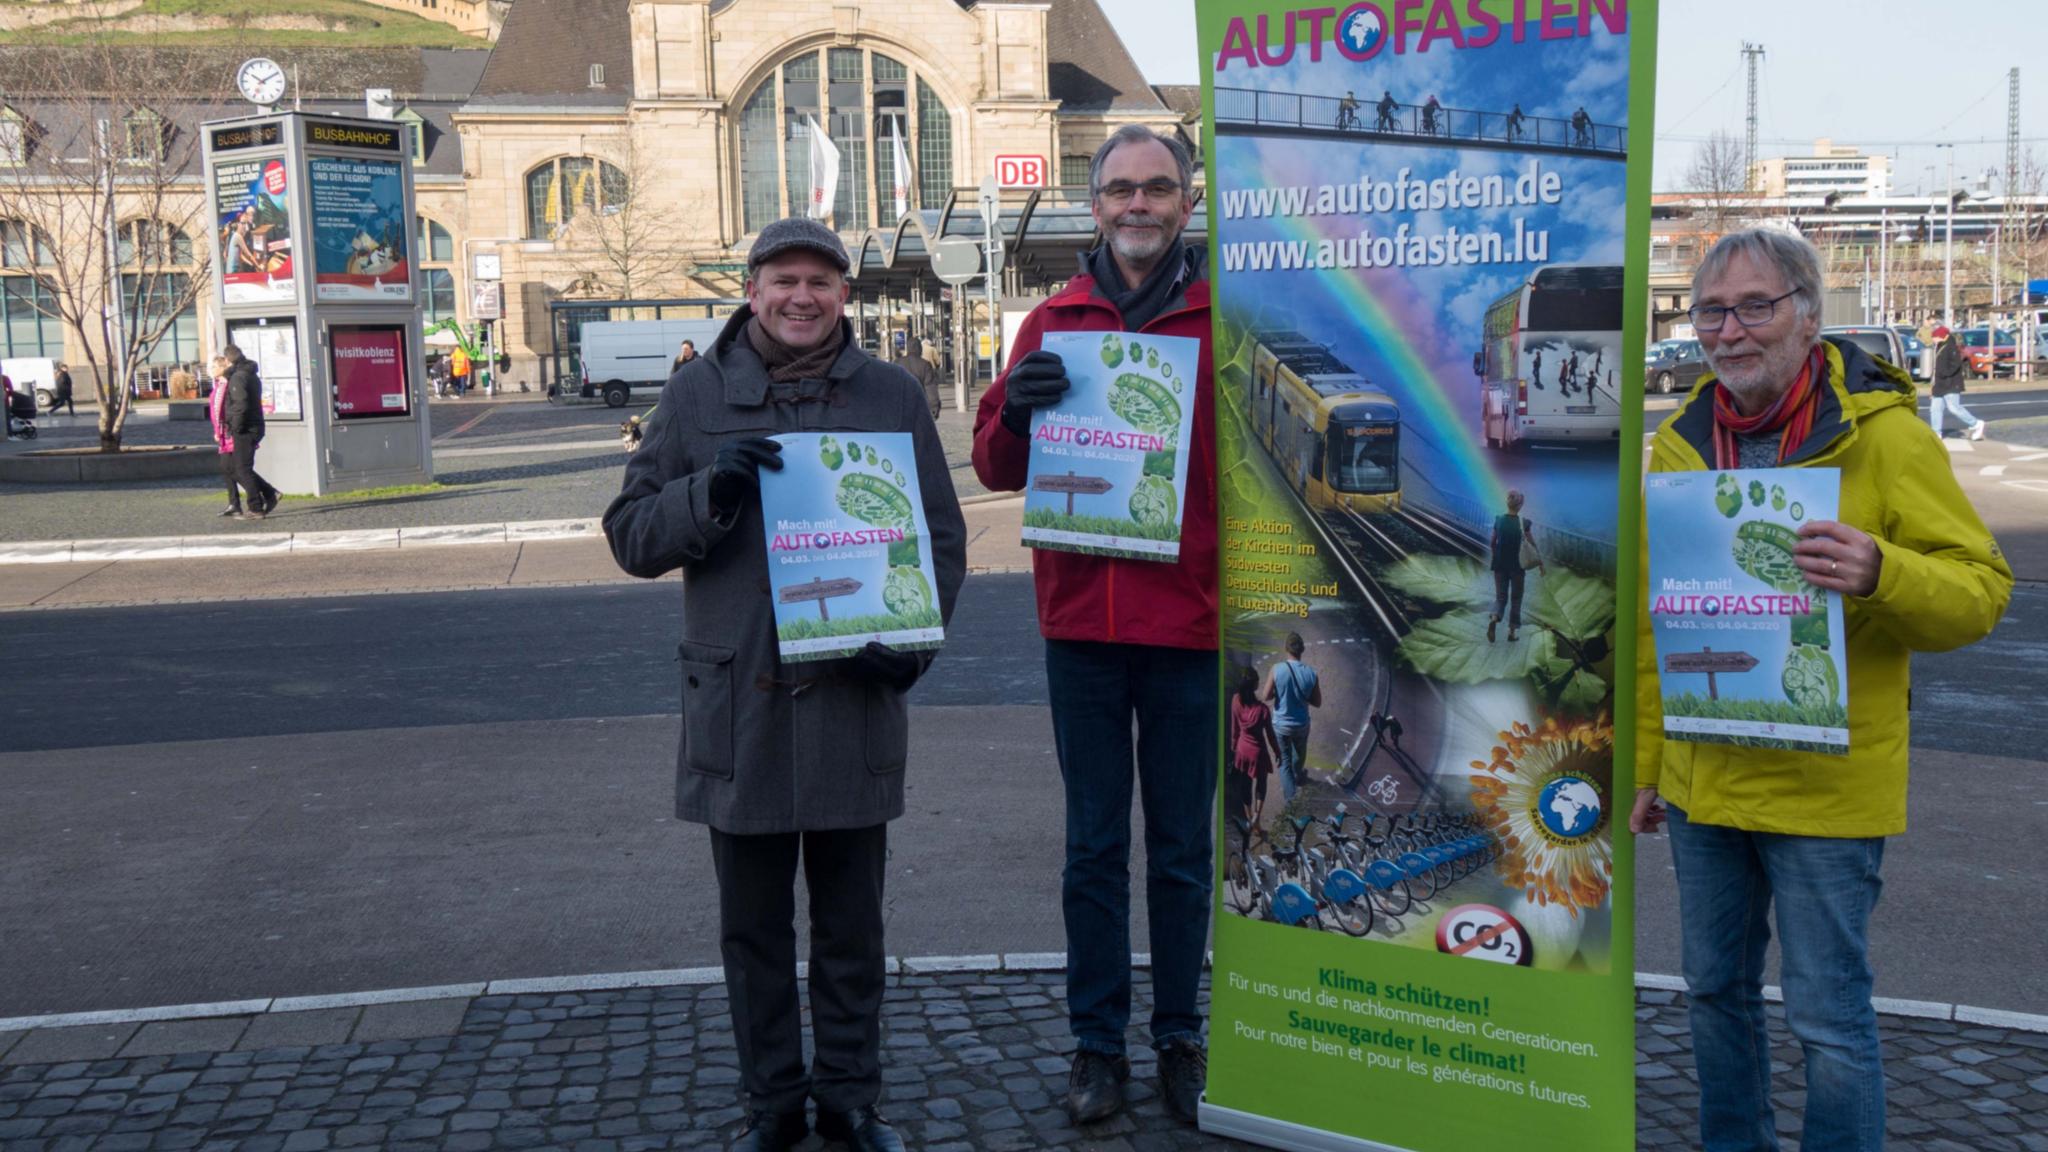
[1248,330,1402,514]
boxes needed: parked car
[1890,325,1929,380]
[1821,325,1910,374]
[1644,338,1708,395]
[1958,326,2018,377]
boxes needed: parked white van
[2,357,57,409]
[578,319,725,407]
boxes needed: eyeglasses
[1095,179,1183,204]
[1688,289,1800,332]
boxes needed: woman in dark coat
[1929,326,1986,440]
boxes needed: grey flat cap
[748,217,850,272]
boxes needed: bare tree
[557,134,699,301]
[1684,130,1752,239]
[0,32,225,450]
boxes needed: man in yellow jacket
[1630,229,2011,1152]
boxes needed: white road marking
[1981,465,2008,477]
[2001,479,2048,495]
[1943,439,1974,453]
[2008,451,2048,463]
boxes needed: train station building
[0,0,1203,397]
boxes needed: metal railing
[1215,88,1627,157]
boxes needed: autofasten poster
[757,432,945,662]
[330,326,410,418]
[214,158,293,304]
[1645,467,1847,753]
[1198,0,1658,1149]
[308,156,411,302]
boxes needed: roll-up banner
[1198,2,1656,1149]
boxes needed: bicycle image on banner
[1208,7,1635,976]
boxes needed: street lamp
[458,236,550,396]
[1937,143,1955,327]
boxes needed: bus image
[1474,264,1624,449]
[1249,329,1402,515]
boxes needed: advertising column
[1198,3,1657,1150]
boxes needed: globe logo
[1536,775,1602,842]
[1341,7,1384,55]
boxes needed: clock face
[238,58,286,106]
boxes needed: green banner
[1199,2,1657,1148]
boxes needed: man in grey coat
[603,217,966,1152]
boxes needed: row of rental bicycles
[1224,804,1500,937]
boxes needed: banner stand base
[1198,1101,1417,1152]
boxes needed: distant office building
[1752,138,1891,201]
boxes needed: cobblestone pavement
[1,972,2041,1151]
[0,402,990,545]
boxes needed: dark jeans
[1491,566,1526,629]
[218,451,240,509]
[232,436,277,508]
[1044,639,1217,1055]
[708,824,888,1115]
[1666,804,1887,1151]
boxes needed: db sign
[993,155,1047,188]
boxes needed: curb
[0,518,602,565]
[4,959,2044,1038]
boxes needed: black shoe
[730,1108,807,1152]
[1066,1049,1130,1124]
[1158,1038,1207,1123]
[815,1104,904,1152]
[260,491,280,514]
[219,506,242,517]
[237,508,265,521]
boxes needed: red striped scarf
[1711,344,1826,470]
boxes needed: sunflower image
[1467,716,1615,919]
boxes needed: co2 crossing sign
[993,154,1048,188]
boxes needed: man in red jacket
[971,124,1217,1127]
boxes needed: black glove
[847,641,924,693]
[1000,350,1071,437]
[707,438,783,517]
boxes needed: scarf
[1081,238,1193,332]
[745,316,845,384]
[1711,344,1826,470]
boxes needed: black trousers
[232,436,277,507]
[218,451,241,508]
[708,824,888,1115]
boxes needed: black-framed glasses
[1688,289,1800,332]
[1095,179,1183,204]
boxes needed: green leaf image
[1748,479,1767,507]
[887,532,921,568]
[1397,611,1558,684]
[847,440,863,461]
[1128,339,1143,362]
[883,565,933,616]
[1554,666,1612,714]
[1782,644,1840,709]
[1146,348,1159,369]
[864,446,878,466]
[818,435,844,471]
[1770,484,1786,511]
[1715,473,1744,518]
[1128,474,1178,527]
[1381,554,1492,609]
[1732,520,1806,594]
[1108,372,1182,436]
[1790,589,1829,648]
[893,470,907,487]
[1100,334,1125,369]
[836,473,915,528]
[1142,449,1177,480]
[1530,569,1617,639]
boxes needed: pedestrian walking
[603,215,966,1152]
[206,356,242,518]
[1571,105,1592,145]
[893,334,941,419]
[1262,633,1322,803]
[670,339,697,375]
[1505,102,1525,140]
[1928,326,1986,440]
[1227,665,1277,831]
[220,345,279,520]
[1632,228,2012,1152]
[970,124,1216,1127]
[1488,488,1543,642]
[47,363,74,416]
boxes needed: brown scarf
[746,316,845,383]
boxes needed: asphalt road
[3,575,2042,1018]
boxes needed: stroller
[5,389,35,440]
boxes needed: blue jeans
[1666,803,1887,1152]
[1272,726,1308,802]
[1045,639,1217,1055]
[1928,392,1980,436]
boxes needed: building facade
[1751,138,1892,201]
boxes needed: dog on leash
[620,414,645,452]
